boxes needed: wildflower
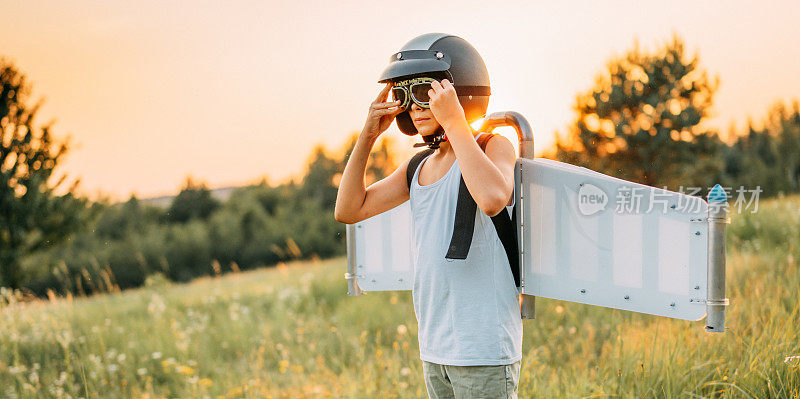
[54,372,67,386]
[161,358,176,370]
[177,365,195,375]
[555,305,564,314]
[279,360,289,374]
[28,370,39,384]
[400,367,411,376]
[151,352,162,360]
[397,324,408,335]
[199,378,213,387]
[147,294,166,316]
[137,368,147,376]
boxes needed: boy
[334,33,522,398]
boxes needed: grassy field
[1,196,799,398]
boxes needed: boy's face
[391,75,444,137]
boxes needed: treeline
[19,137,398,296]
[721,103,800,198]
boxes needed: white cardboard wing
[518,158,709,321]
[348,201,413,291]
[346,158,709,321]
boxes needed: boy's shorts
[422,359,521,399]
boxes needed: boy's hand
[428,79,469,131]
[362,83,404,140]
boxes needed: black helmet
[378,33,491,146]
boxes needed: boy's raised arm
[334,84,407,224]
[427,79,516,217]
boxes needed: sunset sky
[2,1,799,202]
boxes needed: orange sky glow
[2,1,799,201]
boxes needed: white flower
[137,368,147,376]
[148,294,167,316]
[151,352,162,359]
[54,372,67,386]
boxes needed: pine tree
[0,59,87,288]
[556,34,725,192]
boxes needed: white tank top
[409,132,523,366]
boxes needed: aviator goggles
[391,77,439,111]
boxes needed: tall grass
[1,196,798,397]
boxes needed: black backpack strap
[445,133,521,287]
[445,177,478,259]
[406,148,436,190]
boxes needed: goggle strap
[452,85,491,96]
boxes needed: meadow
[1,195,799,398]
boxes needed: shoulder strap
[406,148,435,190]
[445,132,521,288]
[444,133,494,259]
[476,132,494,151]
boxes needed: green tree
[556,34,725,191]
[300,145,340,209]
[165,176,220,223]
[724,101,800,197]
[0,59,87,288]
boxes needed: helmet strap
[413,126,447,149]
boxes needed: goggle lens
[391,87,409,109]
[410,82,432,104]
